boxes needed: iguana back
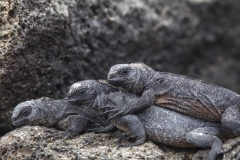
[152,72,240,121]
[107,63,240,122]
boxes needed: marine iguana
[67,80,236,160]
[106,62,240,135]
[12,97,110,139]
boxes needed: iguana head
[12,100,48,127]
[107,63,153,94]
[67,80,117,105]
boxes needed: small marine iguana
[12,97,110,139]
[107,62,240,135]
[67,80,236,160]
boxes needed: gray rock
[1,0,240,136]
[0,126,198,159]
[2,126,239,159]
[0,126,240,160]
[223,137,240,160]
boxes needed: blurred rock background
[1,0,240,136]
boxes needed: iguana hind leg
[186,127,224,160]
[221,105,240,135]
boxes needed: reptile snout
[67,99,76,104]
[12,118,16,125]
[107,73,114,79]
[12,117,19,126]
[108,65,122,78]
[12,112,18,121]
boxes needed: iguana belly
[136,106,224,148]
[144,127,195,148]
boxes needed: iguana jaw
[67,97,94,106]
[107,78,125,87]
[67,98,80,105]
[12,118,29,127]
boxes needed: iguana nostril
[12,118,16,122]
[107,74,112,79]
[68,100,75,105]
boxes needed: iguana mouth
[107,78,124,86]
[67,98,79,104]
[67,98,93,106]
[12,119,28,127]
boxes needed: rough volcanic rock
[0,126,199,159]
[1,0,240,135]
[0,126,240,160]
[2,126,239,159]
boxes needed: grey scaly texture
[107,62,240,136]
[67,80,236,160]
[12,97,109,139]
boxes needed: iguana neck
[40,99,67,126]
[129,63,157,95]
[144,71,166,92]
[96,80,119,94]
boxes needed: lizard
[66,80,236,160]
[12,97,111,139]
[106,62,240,135]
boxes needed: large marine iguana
[67,80,236,160]
[106,62,240,135]
[12,97,111,139]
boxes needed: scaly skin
[67,80,236,160]
[12,97,109,139]
[107,63,240,135]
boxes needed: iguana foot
[86,128,109,134]
[99,108,119,116]
[87,123,101,130]
[116,133,132,143]
[85,124,101,133]
[233,147,240,160]
[45,130,73,140]
[117,144,133,149]
[86,124,115,134]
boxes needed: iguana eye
[123,70,128,74]
[22,109,30,116]
[120,69,129,75]
[78,90,85,94]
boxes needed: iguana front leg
[113,114,146,148]
[45,115,88,140]
[99,89,155,120]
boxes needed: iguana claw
[45,130,73,140]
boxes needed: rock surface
[0,126,199,159]
[2,126,240,159]
[1,0,240,137]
